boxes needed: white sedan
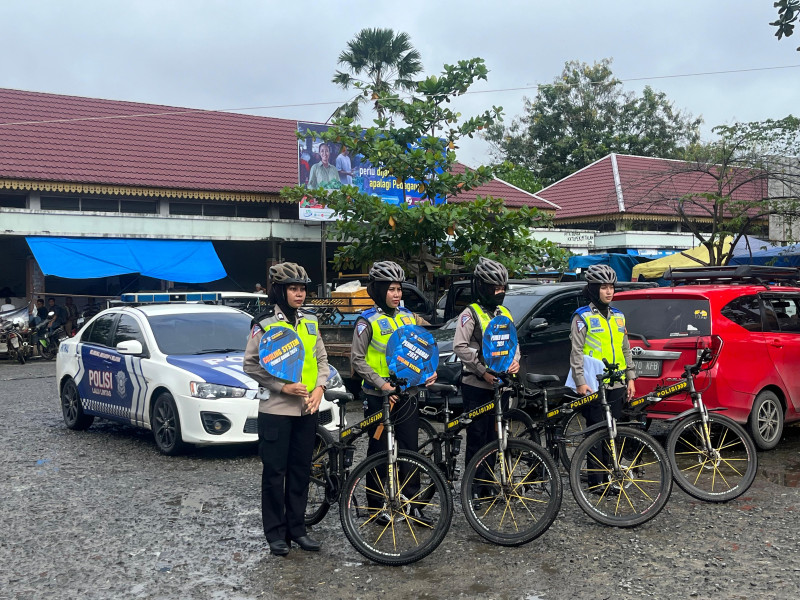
[56,303,343,455]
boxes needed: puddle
[757,425,800,487]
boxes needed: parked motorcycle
[0,319,26,364]
[35,313,69,361]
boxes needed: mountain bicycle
[432,371,562,546]
[305,377,453,566]
[565,361,673,527]
[630,348,758,502]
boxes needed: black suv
[425,281,655,409]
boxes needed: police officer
[350,261,435,521]
[569,264,637,488]
[452,257,520,496]
[243,262,329,556]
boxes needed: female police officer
[452,257,520,499]
[243,262,329,556]
[569,263,636,488]
[350,260,435,521]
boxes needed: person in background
[243,262,329,557]
[29,298,47,327]
[45,297,66,334]
[64,297,79,334]
[1,297,15,313]
[255,283,266,295]
[82,297,102,320]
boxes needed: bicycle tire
[666,413,758,502]
[559,410,587,471]
[305,425,334,526]
[570,426,672,528]
[339,449,453,566]
[460,438,562,546]
[417,417,438,459]
[505,408,536,440]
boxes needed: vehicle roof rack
[664,265,800,286]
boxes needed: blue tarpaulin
[26,237,227,283]
[729,243,800,267]
[568,253,653,282]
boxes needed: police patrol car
[56,295,342,455]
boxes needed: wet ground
[2,359,800,600]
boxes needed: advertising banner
[385,325,439,387]
[481,315,518,373]
[258,327,305,383]
[297,121,443,221]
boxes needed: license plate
[634,359,661,377]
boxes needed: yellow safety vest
[362,307,416,380]
[258,311,319,390]
[575,306,628,372]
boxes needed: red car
[613,266,800,450]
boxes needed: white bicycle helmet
[369,261,406,283]
[585,264,618,284]
[474,257,509,287]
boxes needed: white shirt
[1,303,15,312]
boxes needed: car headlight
[328,370,345,389]
[190,381,247,399]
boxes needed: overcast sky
[2,0,798,166]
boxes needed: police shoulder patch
[251,325,261,338]
[356,321,368,336]
[460,313,472,327]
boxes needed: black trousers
[461,383,496,469]
[258,412,316,543]
[581,386,625,486]
[363,392,419,508]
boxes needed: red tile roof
[0,87,552,210]
[0,88,299,194]
[446,162,558,211]
[533,154,767,222]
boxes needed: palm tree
[332,28,423,120]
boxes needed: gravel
[2,359,800,600]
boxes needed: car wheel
[152,392,187,455]
[748,390,783,450]
[61,378,94,430]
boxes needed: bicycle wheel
[339,449,453,566]
[559,410,587,471]
[305,425,333,526]
[417,417,437,459]
[666,413,758,502]
[460,438,562,546]
[570,427,672,528]
[505,408,535,439]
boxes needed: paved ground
[2,359,800,600]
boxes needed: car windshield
[613,298,712,339]
[503,293,545,321]
[147,312,253,355]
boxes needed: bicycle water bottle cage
[451,436,462,456]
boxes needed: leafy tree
[771,0,800,50]
[331,28,423,120]
[282,58,569,283]
[627,116,800,265]
[486,59,702,185]
[496,164,544,194]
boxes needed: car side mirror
[528,317,549,332]
[117,340,143,355]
